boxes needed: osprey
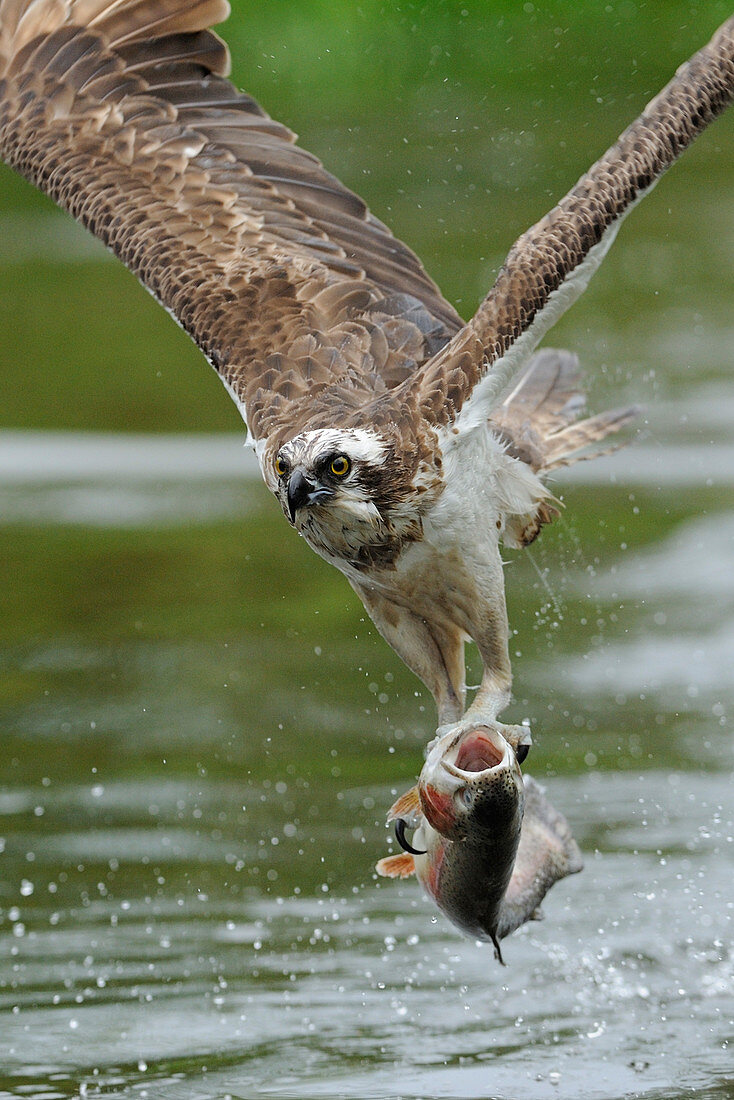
[1,2,732,744]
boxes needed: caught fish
[376,724,582,962]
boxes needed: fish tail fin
[491,933,506,966]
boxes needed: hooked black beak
[287,469,313,522]
[286,468,334,522]
[394,818,426,856]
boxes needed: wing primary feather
[403,15,734,432]
[0,0,461,452]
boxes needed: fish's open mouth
[441,725,511,780]
[454,728,505,773]
[418,723,522,835]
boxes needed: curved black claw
[394,817,427,856]
[516,742,530,765]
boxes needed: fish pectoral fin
[386,785,422,825]
[375,853,416,878]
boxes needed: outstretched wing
[405,16,734,434]
[0,0,462,451]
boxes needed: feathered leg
[351,581,466,726]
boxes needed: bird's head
[265,424,442,569]
[267,426,429,571]
[272,427,387,525]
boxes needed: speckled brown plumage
[0,0,461,455]
[1,2,732,453]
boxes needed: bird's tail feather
[490,348,638,548]
[490,348,638,475]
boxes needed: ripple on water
[0,772,731,1099]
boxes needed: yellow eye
[275,456,288,478]
[330,455,351,477]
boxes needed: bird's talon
[395,818,427,856]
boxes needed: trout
[376,724,582,962]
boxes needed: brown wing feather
[403,15,734,430]
[0,0,462,448]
